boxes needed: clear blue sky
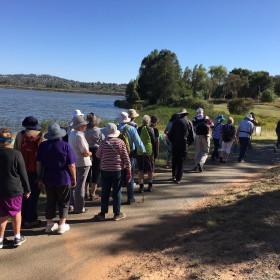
[1,0,279,84]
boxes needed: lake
[0,88,125,132]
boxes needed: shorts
[0,195,23,217]
[137,155,154,173]
[222,141,233,154]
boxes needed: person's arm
[17,152,31,197]
[13,132,22,151]
[77,135,92,157]
[68,163,76,187]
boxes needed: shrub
[175,98,213,113]
[260,89,276,102]
[227,98,254,114]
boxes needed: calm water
[0,88,125,132]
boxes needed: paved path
[0,143,276,280]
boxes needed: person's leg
[276,135,280,148]
[100,171,113,214]
[194,136,201,166]
[74,166,90,213]
[22,172,41,224]
[137,156,145,192]
[91,148,101,197]
[238,137,249,162]
[112,171,122,215]
[0,216,9,239]
[11,212,21,236]
[57,185,71,225]
[199,136,210,168]
[211,138,219,160]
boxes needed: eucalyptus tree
[125,79,140,103]
[208,65,228,98]
[189,64,209,98]
[137,49,182,105]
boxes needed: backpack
[194,117,209,135]
[222,124,235,142]
[118,125,131,154]
[20,130,42,172]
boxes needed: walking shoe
[96,212,106,221]
[23,219,42,229]
[147,184,154,192]
[125,198,136,205]
[13,236,26,247]
[45,222,59,233]
[139,186,144,193]
[57,223,70,234]
[114,212,126,221]
[0,238,13,249]
[172,176,176,182]
[176,180,181,184]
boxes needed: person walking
[192,108,214,172]
[220,117,237,163]
[36,123,76,234]
[168,109,194,183]
[274,120,280,152]
[84,113,103,200]
[137,115,157,192]
[68,115,92,214]
[96,123,131,221]
[211,115,225,161]
[0,128,31,247]
[236,114,254,163]
[14,116,44,228]
[116,112,146,205]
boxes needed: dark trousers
[172,150,186,181]
[45,184,71,219]
[277,135,280,148]
[238,137,250,162]
[211,138,221,159]
[22,172,40,223]
[126,156,136,202]
[100,170,123,215]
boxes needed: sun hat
[176,108,189,116]
[0,128,13,146]
[44,123,66,140]
[86,113,101,127]
[101,123,120,138]
[245,114,253,120]
[22,116,41,130]
[72,115,88,129]
[128,109,139,119]
[115,112,131,123]
[196,108,204,114]
[214,114,226,122]
[72,109,84,118]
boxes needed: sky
[1,0,279,84]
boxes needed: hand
[71,179,76,187]
[24,192,31,198]
[126,169,132,183]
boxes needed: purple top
[36,139,76,186]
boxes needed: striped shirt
[96,137,131,171]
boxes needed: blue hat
[22,116,41,130]
[214,114,226,122]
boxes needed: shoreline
[0,85,125,96]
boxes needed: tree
[249,71,273,99]
[223,73,244,99]
[125,79,140,103]
[190,64,209,98]
[137,49,182,105]
[273,75,280,96]
[208,65,228,99]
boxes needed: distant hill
[0,74,126,95]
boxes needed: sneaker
[176,181,181,184]
[114,212,126,221]
[172,176,176,182]
[13,236,26,247]
[96,212,106,221]
[126,198,136,205]
[139,186,144,193]
[57,224,70,234]
[23,219,42,229]
[45,223,59,233]
[0,238,13,249]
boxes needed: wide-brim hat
[72,115,88,129]
[214,114,226,122]
[72,109,84,118]
[246,114,253,120]
[176,108,189,116]
[86,113,102,127]
[22,116,41,130]
[44,123,66,140]
[101,123,120,138]
[115,112,131,123]
[128,109,139,119]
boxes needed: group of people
[0,105,266,248]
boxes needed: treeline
[123,49,280,107]
[0,74,126,95]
